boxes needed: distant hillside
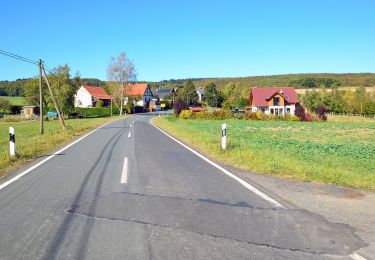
[191,73,375,90]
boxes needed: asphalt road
[0,114,367,259]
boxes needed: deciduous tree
[107,52,136,115]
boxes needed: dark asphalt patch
[68,191,367,256]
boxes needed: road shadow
[42,124,126,260]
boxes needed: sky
[0,0,374,82]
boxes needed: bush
[74,107,119,117]
[124,101,134,114]
[96,100,104,108]
[295,102,306,121]
[316,105,328,121]
[179,109,193,119]
[255,111,265,120]
[285,115,300,121]
[173,99,187,117]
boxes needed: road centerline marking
[128,132,131,138]
[150,118,285,208]
[121,157,128,184]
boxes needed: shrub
[179,109,193,119]
[286,115,300,121]
[316,105,328,121]
[74,107,119,117]
[173,99,187,117]
[304,113,312,121]
[96,100,104,108]
[245,111,257,120]
[124,101,134,114]
[295,102,306,121]
[255,111,265,120]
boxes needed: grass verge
[154,116,375,190]
[0,116,124,178]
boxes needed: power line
[0,49,38,65]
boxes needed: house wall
[74,87,93,107]
[267,94,285,106]
[143,86,153,105]
[252,105,296,116]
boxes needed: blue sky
[1,0,374,81]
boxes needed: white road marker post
[221,123,227,150]
[9,127,16,157]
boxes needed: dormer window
[273,97,280,106]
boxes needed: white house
[196,86,205,102]
[249,87,299,116]
[124,83,153,108]
[74,86,111,108]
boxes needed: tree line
[289,77,341,88]
[302,87,375,115]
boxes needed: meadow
[154,116,375,190]
[0,96,27,106]
[0,116,122,177]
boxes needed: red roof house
[124,83,153,108]
[249,87,299,116]
[74,86,111,108]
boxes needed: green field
[0,116,123,177]
[0,96,27,106]
[154,116,375,190]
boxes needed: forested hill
[1,73,375,96]
[190,73,375,90]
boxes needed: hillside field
[193,73,375,89]
[0,96,27,106]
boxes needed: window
[273,97,280,106]
[270,108,274,114]
[287,108,291,114]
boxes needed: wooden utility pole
[41,64,67,130]
[38,59,44,135]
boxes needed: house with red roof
[249,87,299,116]
[74,86,111,108]
[124,83,153,108]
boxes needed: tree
[353,87,370,114]
[48,64,78,114]
[295,102,306,121]
[0,98,12,114]
[178,79,199,106]
[24,79,42,106]
[204,83,224,107]
[107,52,136,115]
[302,90,323,112]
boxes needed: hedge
[74,107,120,117]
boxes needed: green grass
[154,116,375,190]
[0,96,27,106]
[0,116,124,177]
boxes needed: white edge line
[128,132,131,138]
[0,119,118,191]
[120,157,128,184]
[350,253,368,260]
[150,118,286,208]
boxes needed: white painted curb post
[221,123,227,150]
[9,127,16,157]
